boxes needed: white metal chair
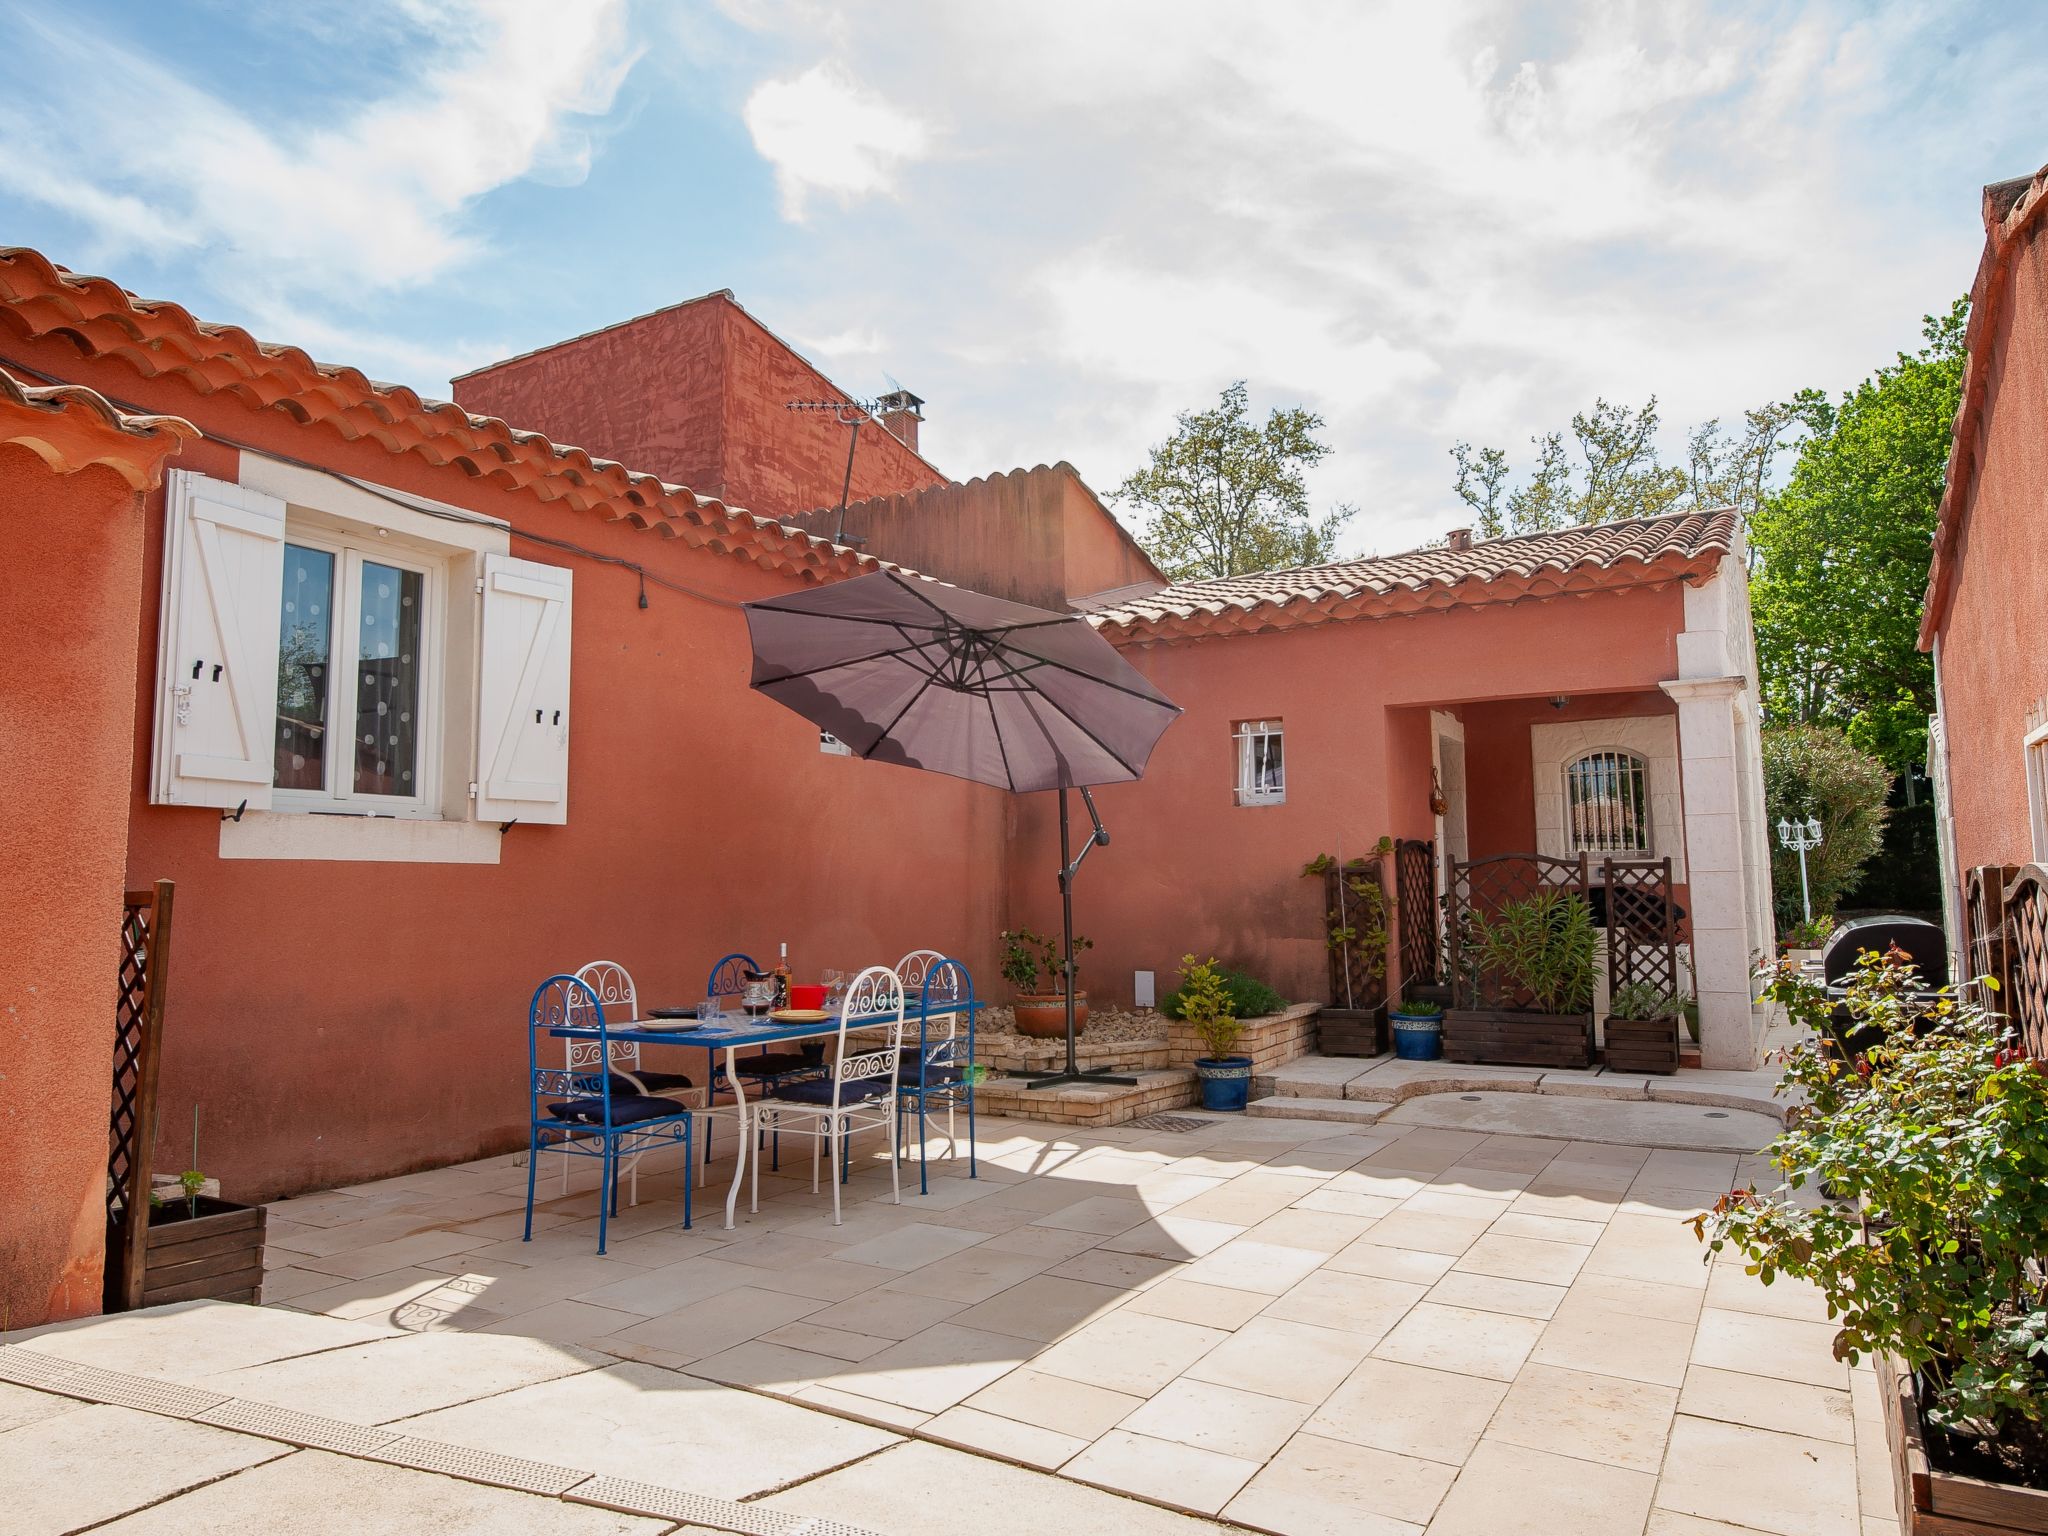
[752,965,904,1224]
[567,961,695,1205]
[892,949,964,1165]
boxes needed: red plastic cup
[788,984,828,1010]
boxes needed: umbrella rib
[997,641,1181,711]
[863,670,941,759]
[762,639,937,685]
[984,690,1018,792]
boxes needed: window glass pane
[274,544,333,790]
[1565,750,1647,852]
[354,561,423,797]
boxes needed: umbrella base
[1012,1067,1140,1090]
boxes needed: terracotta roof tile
[1088,509,1738,643]
[0,361,197,490]
[0,247,894,583]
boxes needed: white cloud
[0,0,637,298]
[743,62,930,219]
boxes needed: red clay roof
[0,361,196,489]
[0,247,895,583]
[1919,159,2048,650]
[1086,509,1738,644]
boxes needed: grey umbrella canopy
[744,570,1180,793]
[744,569,1181,1091]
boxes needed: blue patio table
[552,1000,981,1229]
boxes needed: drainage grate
[1127,1114,1210,1133]
[1703,1111,1729,1119]
[1459,1094,1482,1102]
[55,1362,229,1419]
[0,1346,82,1391]
[371,1436,590,1496]
[198,1398,398,1456]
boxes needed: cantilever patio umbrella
[743,569,1182,1089]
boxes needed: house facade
[1921,160,2048,964]
[0,244,1774,1328]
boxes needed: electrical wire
[0,353,763,611]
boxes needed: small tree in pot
[1446,887,1598,1068]
[1001,928,1092,1039]
[1178,955,1249,1112]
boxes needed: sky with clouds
[1,0,2043,554]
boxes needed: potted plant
[137,1113,267,1306]
[1696,952,2048,1533]
[1389,995,1444,1060]
[1001,927,1092,1038]
[1304,844,1394,1054]
[1603,981,1681,1075]
[1177,955,1250,1112]
[1781,913,1835,966]
[1443,887,1597,1067]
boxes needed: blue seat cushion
[770,1073,894,1106]
[735,1053,812,1078]
[898,1063,965,1087]
[547,1093,687,1126]
[608,1070,693,1096]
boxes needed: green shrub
[1173,956,1242,1060]
[1468,889,1596,1013]
[1162,965,1286,1022]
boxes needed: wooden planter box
[1319,1006,1385,1057]
[1604,1015,1680,1075]
[1880,1353,2048,1534]
[141,1196,266,1307]
[1442,1008,1594,1068]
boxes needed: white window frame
[1234,718,1286,806]
[1561,747,1652,857]
[272,531,445,820]
[2023,720,2048,862]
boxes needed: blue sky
[2,0,2044,553]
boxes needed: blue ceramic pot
[1390,1012,1444,1061]
[1195,1056,1253,1112]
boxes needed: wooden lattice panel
[106,882,174,1312]
[2001,867,2048,1061]
[1964,864,2020,1006]
[1396,838,1438,986]
[1603,857,1679,1000]
[1446,853,1590,1010]
[1323,858,1390,1014]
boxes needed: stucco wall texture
[0,447,149,1326]
[1007,584,1691,1008]
[1935,216,2048,875]
[450,296,945,521]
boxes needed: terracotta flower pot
[1014,993,1088,1038]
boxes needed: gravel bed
[976,1004,1165,1043]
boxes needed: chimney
[1448,527,1473,552]
[876,388,924,453]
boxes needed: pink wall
[0,329,1008,1208]
[1934,218,2048,875]
[0,448,148,1324]
[450,297,944,521]
[1008,586,1689,1007]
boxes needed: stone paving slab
[1383,1091,1782,1152]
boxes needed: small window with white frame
[2025,723,2048,860]
[1564,749,1650,854]
[1234,719,1285,806]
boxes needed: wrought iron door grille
[1564,750,1650,855]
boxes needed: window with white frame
[152,468,575,831]
[2025,724,2048,861]
[1234,719,1285,805]
[1563,749,1650,854]
[273,536,436,813]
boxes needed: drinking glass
[820,969,848,1012]
[700,994,723,1023]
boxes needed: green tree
[1748,302,1968,770]
[1119,381,1355,580]
[1761,723,1892,930]
[1452,395,1779,537]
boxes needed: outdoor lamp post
[1777,815,1824,925]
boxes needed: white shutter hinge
[467,782,479,798]
[475,576,486,595]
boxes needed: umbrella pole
[1020,786,1136,1091]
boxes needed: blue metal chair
[524,974,692,1255]
[894,956,978,1195]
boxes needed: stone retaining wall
[973,1068,1199,1128]
[1166,1002,1321,1075]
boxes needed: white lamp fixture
[1776,815,1824,926]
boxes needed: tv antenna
[786,397,878,545]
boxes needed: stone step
[1245,1095,1392,1124]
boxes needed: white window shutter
[475,553,573,825]
[152,470,287,809]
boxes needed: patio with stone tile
[3,1106,1897,1535]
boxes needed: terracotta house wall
[0,447,149,1325]
[0,330,1007,1207]
[1460,691,1678,857]
[1007,585,1689,1008]
[450,296,944,520]
[783,464,1163,610]
[1933,217,2048,874]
